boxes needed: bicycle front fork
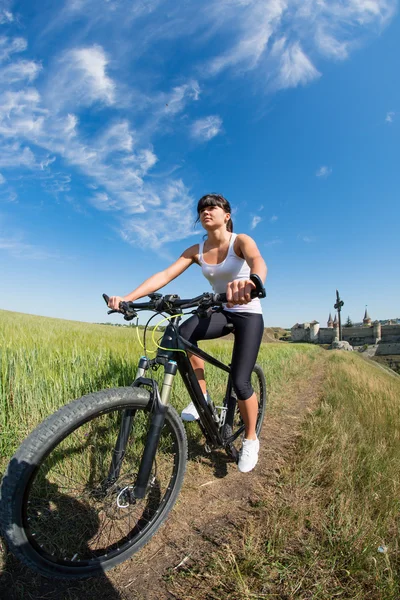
[108,357,178,500]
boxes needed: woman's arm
[108,245,198,309]
[226,235,267,306]
[237,234,267,282]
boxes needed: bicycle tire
[253,363,267,436]
[0,386,187,579]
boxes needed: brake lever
[104,294,120,314]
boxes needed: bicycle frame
[110,314,235,499]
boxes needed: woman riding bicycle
[108,193,267,472]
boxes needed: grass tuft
[172,351,400,599]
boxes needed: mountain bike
[0,276,267,579]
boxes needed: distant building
[363,307,372,327]
[291,307,400,354]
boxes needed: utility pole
[334,289,344,341]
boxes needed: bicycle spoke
[23,404,180,563]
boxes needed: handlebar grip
[103,293,126,315]
[250,274,266,298]
[216,277,266,304]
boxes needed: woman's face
[199,204,230,231]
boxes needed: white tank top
[198,233,262,314]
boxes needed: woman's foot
[181,401,200,421]
[238,437,260,472]
[181,392,210,421]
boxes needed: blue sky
[0,0,399,328]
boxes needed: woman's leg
[188,353,206,394]
[237,394,259,440]
[228,312,264,440]
[179,312,231,417]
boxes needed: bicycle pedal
[226,443,239,463]
[204,443,212,454]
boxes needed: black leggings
[179,310,264,401]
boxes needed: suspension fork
[106,357,150,486]
[123,317,182,498]
[133,359,178,499]
[109,316,182,499]
[107,359,178,499]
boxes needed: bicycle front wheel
[0,386,187,579]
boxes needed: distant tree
[344,316,353,327]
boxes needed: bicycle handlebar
[103,274,266,320]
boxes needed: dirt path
[0,361,327,600]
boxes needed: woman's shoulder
[233,233,254,246]
[235,233,254,242]
[233,234,258,258]
[181,243,201,264]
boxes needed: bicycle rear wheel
[0,386,187,579]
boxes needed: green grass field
[179,352,400,600]
[0,308,319,469]
[2,308,400,598]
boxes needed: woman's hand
[226,279,256,308]
[108,296,125,310]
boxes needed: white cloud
[39,156,56,170]
[0,60,42,83]
[165,81,200,114]
[90,192,117,211]
[270,215,278,223]
[0,172,5,184]
[135,148,158,173]
[0,10,13,24]
[41,173,71,195]
[316,165,332,177]
[47,45,116,109]
[315,27,349,60]
[0,82,161,214]
[385,111,395,123]
[0,142,37,168]
[6,190,17,203]
[265,238,282,246]
[120,180,196,248]
[96,121,135,156]
[273,40,321,89]
[302,235,316,243]
[0,36,27,62]
[0,235,57,259]
[203,0,394,91]
[207,0,287,75]
[64,0,161,19]
[56,0,396,95]
[191,115,223,142]
[0,0,397,251]
[251,215,262,230]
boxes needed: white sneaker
[181,393,209,422]
[181,401,200,421]
[238,437,260,473]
